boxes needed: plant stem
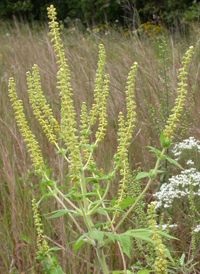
[97,189,127,273]
[96,247,109,274]
[79,170,95,229]
[87,180,111,215]
[113,147,166,233]
[55,186,82,213]
[78,201,93,232]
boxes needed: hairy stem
[96,247,109,274]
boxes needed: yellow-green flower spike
[116,111,126,159]
[114,112,131,211]
[114,62,138,209]
[32,198,49,254]
[32,65,60,133]
[47,5,82,185]
[163,46,194,141]
[124,62,138,142]
[147,202,168,274]
[115,62,138,161]
[89,44,106,127]
[26,65,60,146]
[8,78,45,175]
[95,74,110,143]
[118,160,132,205]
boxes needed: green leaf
[48,247,62,253]
[86,166,101,176]
[97,207,107,216]
[159,231,178,240]
[92,223,104,229]
[156,170,165,174]
[180,253,186,266]
[160,130,165,145]
[188,262,199,270]
[81,129,91,137]
[88,200,99,207]
[45,209,74,219]
[116,234,131,258]
[120,197,137,210]
[111,196,118,207]
[105,234,131,257]
[103,207,118,212]
[134,172,150,181]
[124,229,154,244]
[88,231,104,243]
[74,239,86,253]
[57,185,69,190]
[145,146,162,157]
[166,248,175,264]
[40,182,46,195]
[137,270,151,274]
[45,168,52,176]
[83,192,98,198]
[98,174,113,180]
[51,265,64,274]
[46,180,56,187]
[165,156,184,170]
[91,143,98,150]
[167,270,177,274]
[74,233,90,252]
[73,211,83,218]
[57,148,68,155]
[79,143,93,152]
[104,232,116,243]
[85,177,99,184]
[63,190,77,198]
[160,131,171,148]
[71,193,83,201]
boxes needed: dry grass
[1,20,200,273]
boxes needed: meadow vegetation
[0,6,200,274]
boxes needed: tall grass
[1,19,200,273]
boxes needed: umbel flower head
[163,46,194,141]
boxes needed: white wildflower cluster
[154,167,200,208]
[156,224,178,230]
[186,160,195,165]
[173,136,200,161]
[154,137,200,209]
[193,225,200,233]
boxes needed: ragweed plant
[147,202,168,274]
[8,5,195,274]
[32,198,64,274]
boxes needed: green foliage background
[0,0,199,28]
